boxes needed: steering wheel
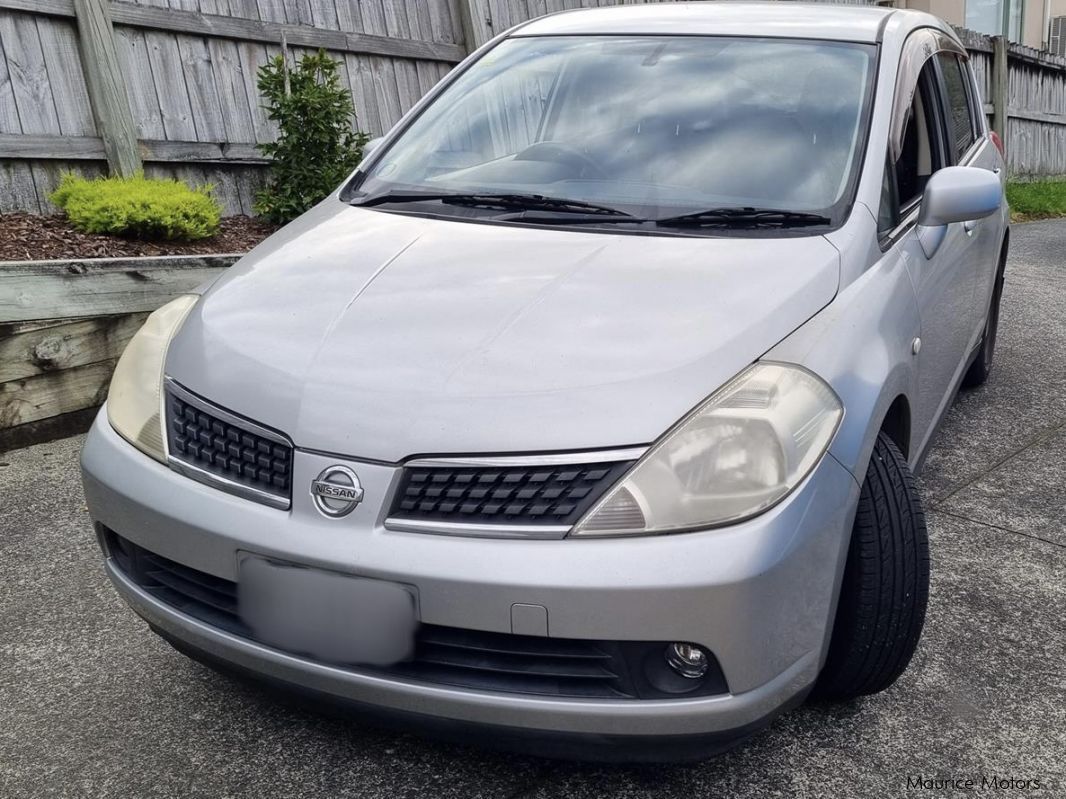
[514,142,608,179]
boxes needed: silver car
[82,3,1008,761]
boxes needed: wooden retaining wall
[0,254,235,451]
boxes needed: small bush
[255,48,370,224]
[51,173,221,240]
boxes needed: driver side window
[880,61,946,236]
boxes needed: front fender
[765,228,921,481]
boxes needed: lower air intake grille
[101,529,726,700]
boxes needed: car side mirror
[916,166,1002,259]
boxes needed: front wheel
[813,432,929,700]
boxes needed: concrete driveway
[1,221,1063,798]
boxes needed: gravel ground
[1,221,1063,798]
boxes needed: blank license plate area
[237,556,417,666]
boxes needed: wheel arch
[879,394,911,460]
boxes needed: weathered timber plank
[99,1,466,62]
[205,36,257,143]
[383,0,412,39]
[0,0,75,18]
[73,0,142,174]
[0,358,116,429]
[236,40,277,143]
[113,25,166,139]
[224,0,261,21]
[0,255,237,323]
[0,11,62,134]
[0,160,41,213]
[392,57,422,118]
[308,0,338,30]
[289,0,315,26]
[0,133,268,162]
[410,0,434,45]
[429,0,458,45]
[233,161,268,215]
[456,0,485,50]
[0,29,22,133]
[1007,107,1066,126]
[140,138,267,162]
[144,162,243,215]
[332,0,361,33]
[355,0,388,36]
[372,56,404,130]
[144,30,197,140]
[952,25,993,53]
[1007,41,1066,71]
[414,58,440,98]
[254,0,287,24]
[36,16,97,136]
[343,52,378,134]
[0,312,149,383]
[0,132,105,158]
[175,34,227,142]
[202,164,244,214]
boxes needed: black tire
[962,246,1007,388]
[813,432,929,700]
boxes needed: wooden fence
[956,27,1066,178]
[0,0,651,216]
[0,1,1064,217]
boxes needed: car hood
[167,202,840,462]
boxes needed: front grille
[101,529,727,700]
[165,382,292,506]
[387,461,634,528]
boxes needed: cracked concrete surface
[1,221,1063,797]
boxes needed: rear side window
[937,54,977,162]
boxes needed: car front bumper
[81,408,859,750]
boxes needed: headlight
[572,363,843,537]
[107,295,198,462]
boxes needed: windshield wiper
[656,207,832,228]
[351,190,634,218]
[491,209,647,225]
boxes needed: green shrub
[254,48,370,224]
[51,173,221,240]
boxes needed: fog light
[665,642,709,679]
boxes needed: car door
[878,32,980,453]
[935,51,1003,345]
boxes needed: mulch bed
[0,213,278,262]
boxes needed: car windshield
[350,36,876,228]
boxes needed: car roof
[514,2,905,44]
